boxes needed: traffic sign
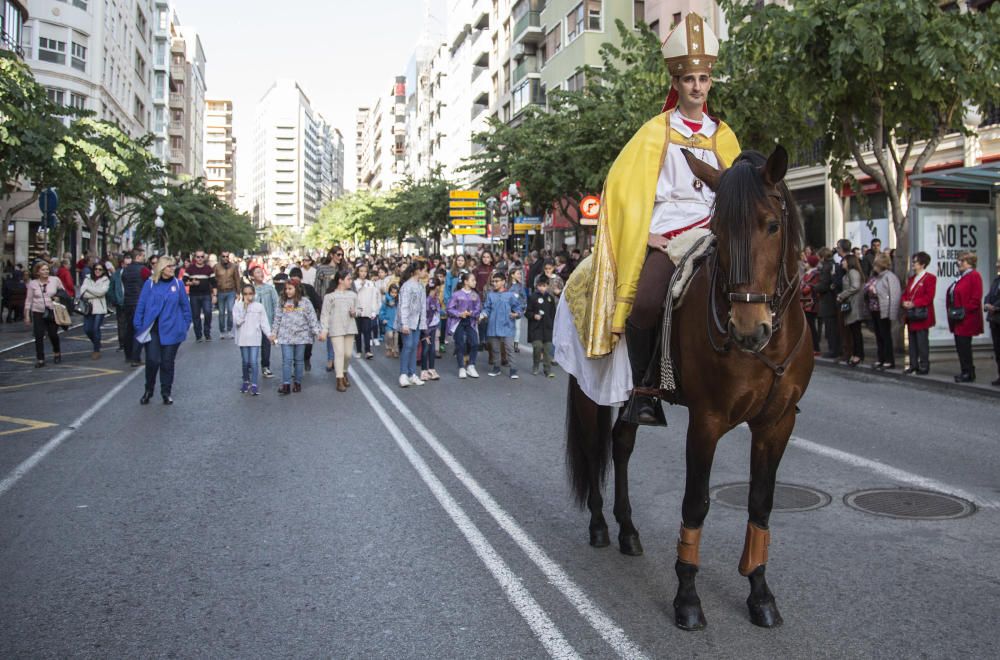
[580,195,601,226]
[449,200,484,209]
[38,188,59,215]
[513,223,539,233]
[449,190,480,200]
[450,228,486,236]
[513,216,542,225]
[452,219,486,226]
[450,209,486,218]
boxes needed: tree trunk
[1,191,40,265]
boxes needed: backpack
[106,271,125,307]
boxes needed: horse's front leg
[611,416,642,556]
[742,410,795,628]
[673,416,725,631]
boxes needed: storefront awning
[910,162,1000,190]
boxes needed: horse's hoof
[589,527,610,548]
[673,600,707,631]
[618,533,643,556]
[747,596,783,628]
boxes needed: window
[170,136,183,148]
[46,88,65,105]
[568,1,601,40]
[38,37,67,64]
[566,70,586,92]
[633,1,645,28]
[20,24,32,59]
[542,25,561,64]
[672,12,682,28]
[71,42,86,71]
[135,49,145,81]
[69,93,86,110]
[154,72,165,99]
[171,108,182,122]
[134,95,145,126]
[588,0,602,30]
[136,7,147,40]
[567,3,584,41]
[649,19,659,37]
[72,0,88,9]
[155,40,166,66]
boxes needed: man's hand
[509,312,518,319]
[648,233,670,252]
[986,303,995,312]
[269,335,277,344]
[534,314,541,321]
[401,325,411,335]
[318,332,327,342]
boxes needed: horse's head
[683,145,796,353]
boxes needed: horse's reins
[705,187,807,422]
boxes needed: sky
[173,0,447,203]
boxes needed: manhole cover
[844,489,976,520]
[710,482,831,512]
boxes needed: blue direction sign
[38,188,59,215]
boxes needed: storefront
[910,162,999,348]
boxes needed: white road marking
[351,371,580,660]
[0,322,85,355]
[357,361,649,660]
[0,368,143,498]
[790,435,1000,509]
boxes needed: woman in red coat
[901,251,936,375]
[947,251,984,383]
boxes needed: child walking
[397,261,428,388]
[378,283,399,357]
[527,275,556,377]
[353,264,380,359]
[480,272,524,379]
[508,267,527,354]
[270,280,321,395]
[319,270,358,392]
[234,284,272,395]
[447,271,481,379]
[420,278,441,381]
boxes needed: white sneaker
[355,352,362,359]
[459,367,467,379]
[409,374,424,386]
[398,374,409,388]
[466,365,479,378]
[373,338,380,346]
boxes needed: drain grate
[844,489,976,520]
[710,482,831,512]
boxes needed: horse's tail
[565,375,613,508]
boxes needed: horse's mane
[710,150,803,286]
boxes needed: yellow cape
[581,111,740,358]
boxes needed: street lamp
[154,205,166,254]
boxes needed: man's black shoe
[916,368,929,375]
[140,391,153,405]
[162,396,173,405]
[991,378,1000,387]
[954,372,975,383]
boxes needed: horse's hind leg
[566,378,612,547]
[673,417,725,631]
[611,416,642,556]
[742,411,795,628]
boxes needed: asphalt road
[1,323,998,658]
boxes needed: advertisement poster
[917,207,995,345]
[845,218,891,251]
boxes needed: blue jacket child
[480,285,525,338]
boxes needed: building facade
[204,98,235,206]
[251,79,336,231]
[356,76,408,191]
[1,0,28,57]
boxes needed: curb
[814,357,1000,400]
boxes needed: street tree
[0,52,69,264]
[714,0,1000,258]
[124,178,257,255]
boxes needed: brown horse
[565,145,814,630]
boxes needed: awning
[910,162,1000,190]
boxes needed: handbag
[839,300,852,313]
[52,301,71,327]
[948,306,966,322]
[74,297,93,316]
[907,306,929,322]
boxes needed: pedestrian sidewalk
[814,348,1000,399]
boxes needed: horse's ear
[761,145,788,187]
[681,149,722,192]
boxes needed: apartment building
[1,0,27,57]
[204,98,235,206]
[251,79,336,231]
[356,76,408,191]
[316,117,345,204]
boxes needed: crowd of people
[1,245,586,402]
[798,239,1000,386]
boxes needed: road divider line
[357,361,649,660]
[0,368,143,498]
[790,435,999,509]
[351,371,580,660]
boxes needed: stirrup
[622,391,668,427]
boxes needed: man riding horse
[579,13,741,426]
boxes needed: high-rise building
[316,118,345,206]
[356,76,408,191]
[204,98,235,206]
[251,79,337,231]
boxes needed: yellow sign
[450,228,486,235]
[513,224,539,232]
[450,209,486,218]
[449,200,484,208]
[449,190,480,200]
[452,219,486,226]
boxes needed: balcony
[168,121,184,135]
[512,79,545,117]
[513,56,539,84]
[513,11,543,45]
[170,64,186,80]
[169,148,185,163]
[169,92,184,108]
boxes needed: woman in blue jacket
[134,256,192,404]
